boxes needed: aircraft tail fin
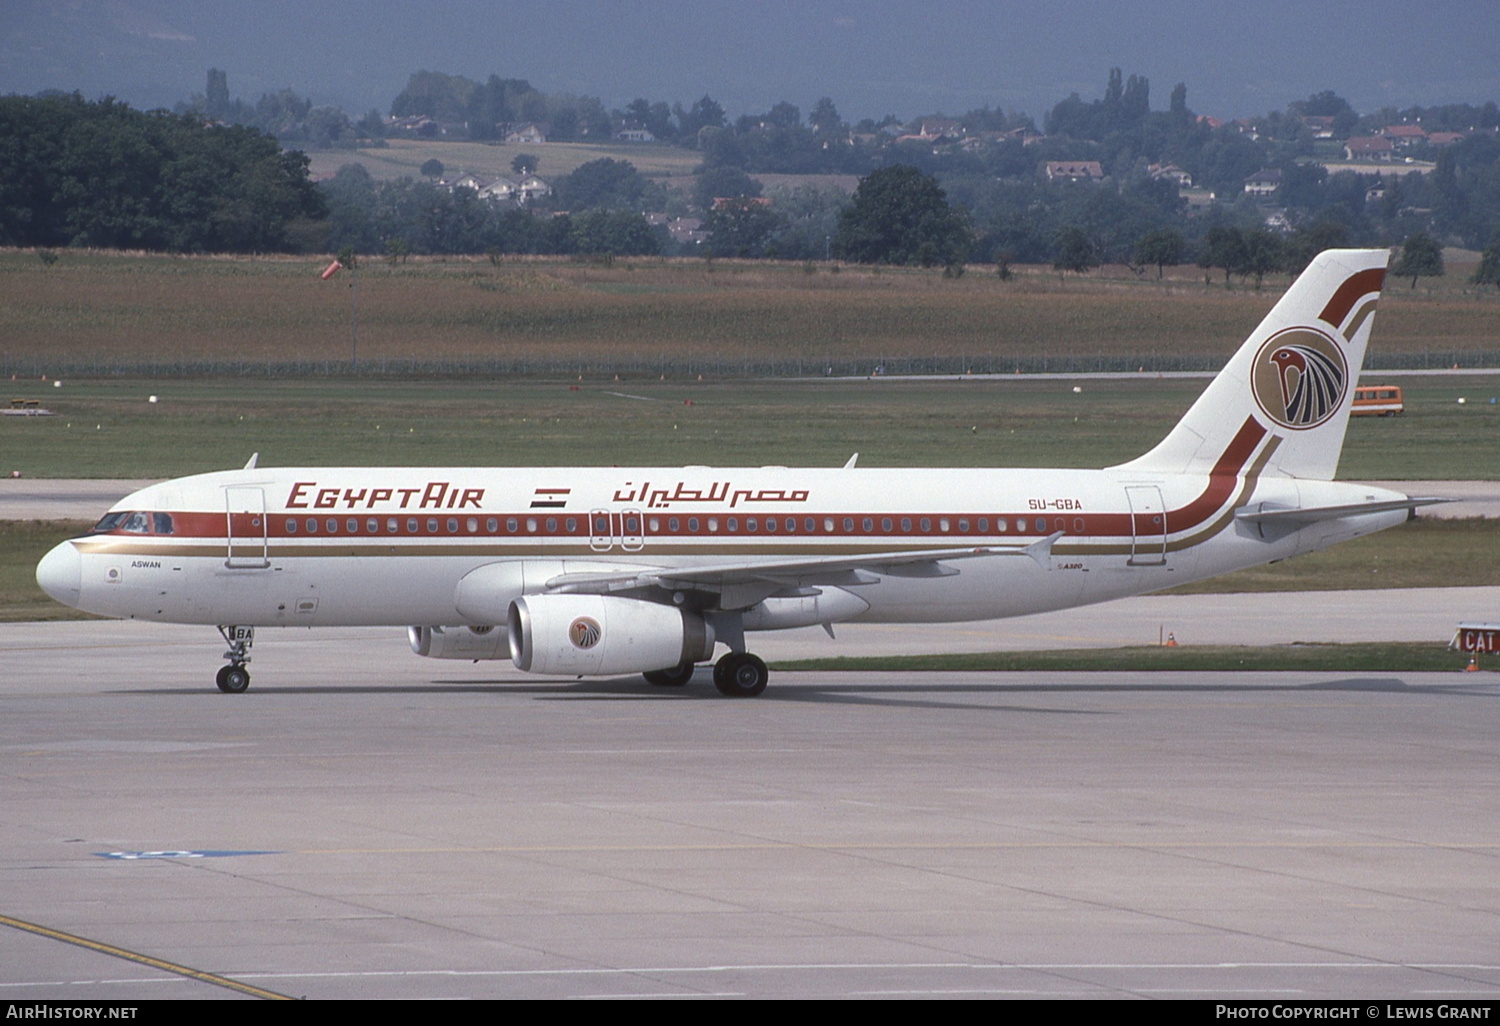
[1115,248,1388,481]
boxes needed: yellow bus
[1351,385,1404,416]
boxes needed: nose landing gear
[215,625,253,693]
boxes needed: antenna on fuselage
[243,453,259,470]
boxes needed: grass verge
[775,642,1481,674]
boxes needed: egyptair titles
[286,481,484,511]
[612,481,811,509]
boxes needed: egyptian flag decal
[530,488,570,509]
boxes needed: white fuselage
[46,460,1408,631]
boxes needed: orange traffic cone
[1164,632,1179,648]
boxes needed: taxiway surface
[3,617,1499,999]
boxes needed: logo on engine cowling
[568,616,602,649]
[1250,326,1348,431]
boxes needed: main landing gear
[641,652,771,696]
[712,652,769,698]
[215,625,253,693]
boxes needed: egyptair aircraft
[37,249,1436,697]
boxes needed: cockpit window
[90,512,127,533]
[90,511,171,534]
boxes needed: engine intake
[508,594,714,675]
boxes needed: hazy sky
[4,1,1497,122]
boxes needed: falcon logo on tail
[1251,327,1348,430]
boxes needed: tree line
[0,93,324,251]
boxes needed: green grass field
[3,374,1496,480]
[3,250,1496,372]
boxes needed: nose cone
[36,541,82,609]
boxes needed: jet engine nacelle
[408,624,508,660]
[508,594,715,675]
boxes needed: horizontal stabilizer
[1236,497,1450,525]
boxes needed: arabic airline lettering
[36,249,1436,697]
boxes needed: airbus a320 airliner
[37,249,1434,697]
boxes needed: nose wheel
[215,664,251,693]
[215,626,254,693]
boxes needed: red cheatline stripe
[1162,417,1266,535]
[87,422,1272,552]
[1319,267,1385,328]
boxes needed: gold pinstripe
[1342,297,1378,341]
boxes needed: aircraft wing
[542,533,1063,601]
[1235,497,1450,525]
